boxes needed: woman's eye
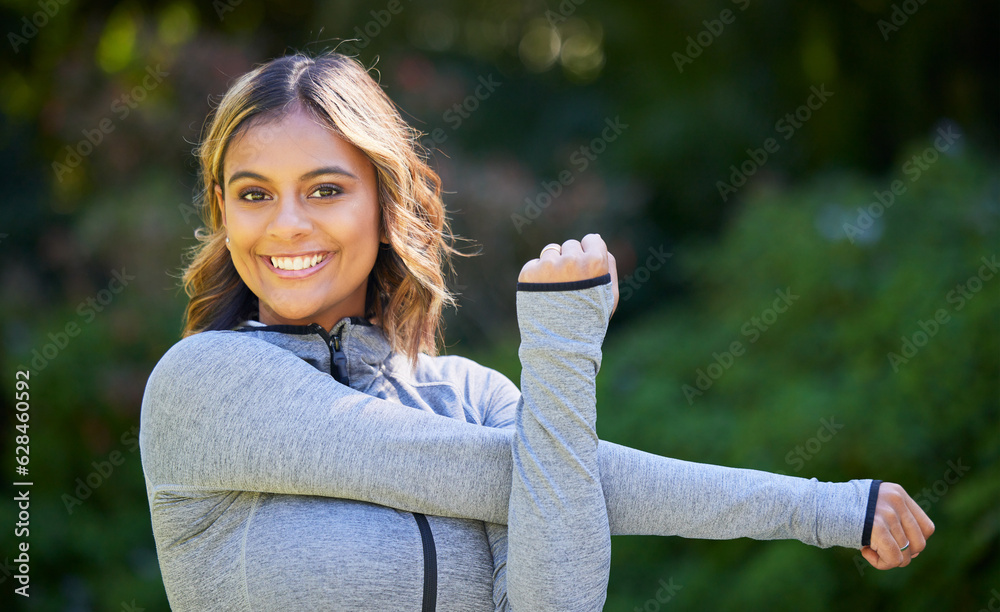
[239,188,270,202]
[310,185,341,198]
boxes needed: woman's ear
[214,184,227,229]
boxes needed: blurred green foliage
[0,0,996,610]
[599,148,999,611]
[476,146,999,611]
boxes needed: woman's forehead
[224,107,373,181]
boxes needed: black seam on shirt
[516,273,611,292]
[861,480,882,547]
[412,513,437,612]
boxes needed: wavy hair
[182,53,462,363]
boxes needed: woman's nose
[267,194,312,239]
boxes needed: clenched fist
[519,234,620,315]
[862,482,935,569]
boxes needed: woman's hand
[861,482,935,569]
[518,233,620,315]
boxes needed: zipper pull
[307,322,350,385]
[331,330,349,385]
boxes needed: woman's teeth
[270,254,326,271]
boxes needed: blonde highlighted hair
[182,53,461,363]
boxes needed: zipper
[330,330,349,385]
[307,323,349,385]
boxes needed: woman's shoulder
[149,330,294,386]
[408,352,519,427]
[155,329,248,363]
[412,352,519,400]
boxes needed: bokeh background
[1,0,997,610]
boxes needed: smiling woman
[216,106,382,330]
[140,52,933,612]
[182,53,456,362]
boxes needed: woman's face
[216,105,383,330]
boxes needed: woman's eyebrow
[300,166,360,182]
[227,166,360,187]
[227,170,269,187]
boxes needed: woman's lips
[261,252,333,278]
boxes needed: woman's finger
[608,252,619,317]
[560,239,584,258]
[522,235,611,283]
[860,545,883,569]
[898,502,927,557]
[517,258,540,282]
[904,492,936,540]
[580,233,607,257]
[874,513,909,567]
[580,234,610,278]
[539,243,562,261]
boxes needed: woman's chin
[259,304,325,326]
[255,288,367,327]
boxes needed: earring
[225,236,230,244]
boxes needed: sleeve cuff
[517,273,611,293]
[861,479,882,546]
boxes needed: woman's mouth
[262,252,331,277]
[270,253,327,271]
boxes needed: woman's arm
[506,268,614,610]
[142,323,874,550]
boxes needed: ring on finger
[900,541,910,552]
[541,244,561,256]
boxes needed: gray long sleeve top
[140,277,878,611]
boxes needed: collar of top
[233,317,394,388]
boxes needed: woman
[139,53,934,611]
